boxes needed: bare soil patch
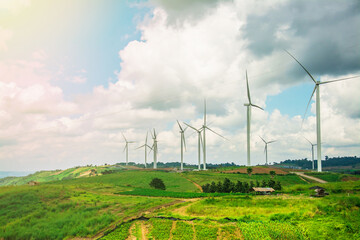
[342,176,360,182]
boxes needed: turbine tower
[201,99,227,170]
[244,71,264,166]
[184,122,203,170]
[285,50,359,172]
[136,132,152,168]
[122,133,135,166]
[304,137,317,170]
[259,136,276,165]
[150,129,158,169]
[177,120,188,171]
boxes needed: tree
[216,181,223,192]
[243,182,250,193]
[149,178,166,190]
[256,180,260,187]
[274,181,282,190]
[209,181,217,193]
[247,167,253,176]
[270,170,276,179]
[202,183,210,193]
[235,181,243,193]
[222,178,231,193]
[261,180,267,187]
[268,179,275,188]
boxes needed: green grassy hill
[1,166,360,239]
[0,165,124,186]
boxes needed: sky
[0,0,359,171]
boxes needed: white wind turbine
[303,136,316,170]
[201,99,227,170]
[177,120,188,171]
[150,129,158,169]
[122,133,135,166]
[136,132,152,168]
[183,122,203,170]
[259,136,276,166]
[244,71,264,166]
[285,50,359,172]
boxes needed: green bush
[149,178,166,190]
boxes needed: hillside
[0,165,125,186]
[1,166,360,239]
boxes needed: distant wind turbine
[303,136,317,170]
[201,99,228,170]
[150,129,158,169]
[122,133,135,166]
[136,132,152,168]
[184,122,203,170]
[259,136,276,165]
[285,50,360,172]
[177,120,188,171]
[244,71,264,166]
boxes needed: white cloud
[0,0,359,171]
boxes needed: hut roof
[252,187,275,192]
[309,186,325,190]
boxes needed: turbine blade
[121,132,127,142]
[200,133,204,151]
[177,120,183,131]
[183,122,198,132]
[268,140,277,144]
[204,99,207,125]
[206,126,228,140]
[123,143,127,152]
[145,132,148,144]
[264,146,266,154]
[320,76,360,85]
[136,144,145,149]
[301,85,317,127]
[259,136,266,143]
[182,135,187,151]
[303,136,312,145]
[251,104,264,111]
[284,49,317,83]
[246,70,252,104]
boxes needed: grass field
[0,174,176,239]
[1,166,360,239]
[304,172,360,182]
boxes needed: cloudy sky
[0,0,359,171]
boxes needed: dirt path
[292,172,327,183]
[181,174,203,192]
[94,199,184,239]
[141,222,148,240]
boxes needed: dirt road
[292,172,327,183]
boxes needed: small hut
[252,187,275,195]
[28,181,39,186]
[309,186,328,197]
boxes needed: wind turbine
[184,122,203,170]
[303,137,317,170]
[122,133,135,166]
[259,136,276,165]
[136,132,152,168]
[201,99,228,170]
[285,50,359,172]
[150,129,158,169]
[244,71,264,166]
[177,120,188,171]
